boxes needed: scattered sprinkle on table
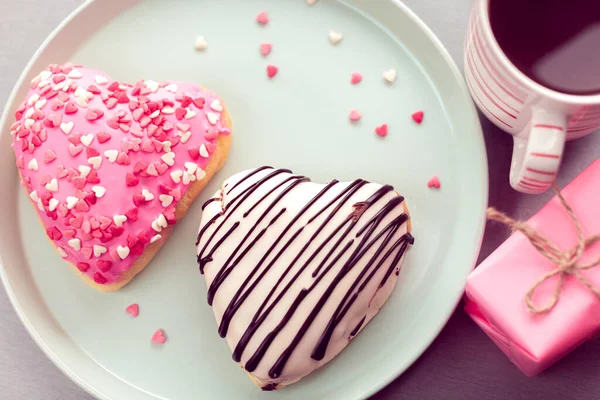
[260,42,273,56]
[267,65,278,79]
[194,36,208,51]
[427,176,441,189]
[412,110,424,124]
[351,72,362,85]
[125,303,139,318]
[383,69,397,83]
[375,124,388,137]
[152,329,167,344]
[349,109,362,122]
[256,11,269,25]
[307,0,318,5]
[329,30,344,45]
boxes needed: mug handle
[509,108,566,194]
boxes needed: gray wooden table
[1,1,599,399]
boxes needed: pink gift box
[465,160,600,376]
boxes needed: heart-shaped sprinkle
[113,215,127,227]
[206,112,219,126]
[195,36,208,51]
[68,144,83,156]
[170,170,183,184]
[329,30,344,45]
[375,124,388,137]
[93,245,107,257]
[104,149,118,163]
[164,84,178,93]
[45,178,58,192]
[150,234,162,243]
[126,303,139,318]
[78,165,91,177]
[383,69,397,83]
[351,72,362,85]
[117,245,130,260]
[411,110,424,124]
[161,152,175,166]
[88,156,102,169]
[60,121,74,134]
[151,329,166,344]
[92,185,106,198]
[260,42,273,56]
[28,158,39,171]
[349,109,362,122]
[44,149,57,164]
[68,238,81,251]
[427,176,441,189]
[266,65,278,79]
[159,194,174,207]
[210,100,223,112]
[48,198,59,211]
[80,134,94,147]
[142,189,155,201]
[256,11,269,25]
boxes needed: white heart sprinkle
[27,158,38,171]
[184,162,198,174]
[182,171,193,185]
[74,86,92,100]
[196,168,207,181]
[113,215,127,227]
[39,70,52,80]
[151,220,162,232]
[35,99,47,110]
[95,75,109,85]
[161,106,175,114]
[119,84,128,90]
[37,199,45,211]
[150,234,162,244]
[93,245,107,257]
[142,189,155,201]
[78,165,91,177]
[195,36,208,51]
[66,196,79,209]
[199,144,209,158]
[185,109,196,120]
[170,170,183,184]
[210,100,223,112]
[25,107,34,118]
[24,119,35,129]
[161,152,175,166]
[92,185,106,198]
[329,30,344,45]
[88,156,102,170]
[149,110,160,119]
[60,79,71,92]
[68,238,81,251]
[144,80,159,92]
[104,150,118,163]
[75,96,89,108]
[60,121,74,134]
[48,198,59,212]
[57,247,68,258]
[162,141,172,152]
[29,190,39,202]
[45,178,58,192]
[28,94,40,106]
[159,194,174,207]
[383,69,397,83]
[117,245,130,260]
[157,214,168,228]
[68,69,83,79]
[80,134,94,147]
[180,131,191,144]
[206,112,219,125]
[164,84,178,93]
[38,80,51,88]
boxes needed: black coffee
[489,0,600,95]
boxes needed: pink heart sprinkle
[375,124,388,137]
[152,329,166,344]
[349,109,362,122]
[44,149,57,164]
[427,176,441,189]
[125,303,139,318]
[351,72,363,85]
[412,110,424,124]
[260,42,273,56]
[68,144,83,156]
[256,11,269,25]
[267,65,278,79]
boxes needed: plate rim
[0,0,488,399]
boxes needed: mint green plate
[0,0,487,399]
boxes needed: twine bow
[487,186,600,314]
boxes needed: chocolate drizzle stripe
[196,167,413,381]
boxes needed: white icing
[197,167,412,388]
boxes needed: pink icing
[12,63,230,285]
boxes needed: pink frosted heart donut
[11,63,232,291]
[196,167,413,389]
